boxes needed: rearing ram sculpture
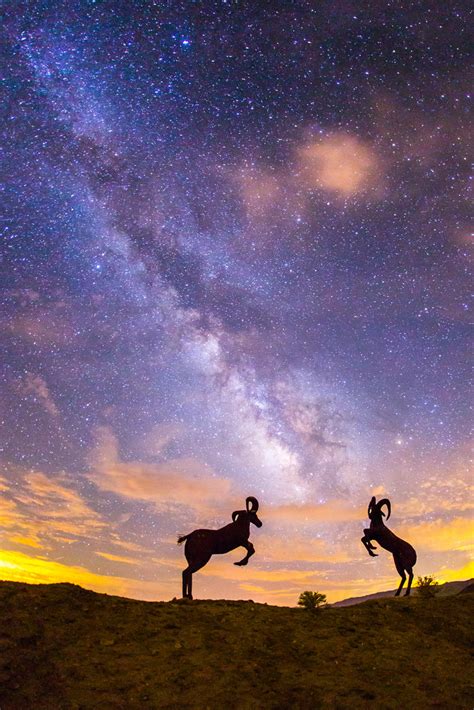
[178,496,262,599]
[362,496,417,596]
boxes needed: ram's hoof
[234,560,247,566]
[369,551,378,557]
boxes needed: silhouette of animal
[361,496,417,596]
[178,497,262,599]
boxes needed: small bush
[416,575,440,599]
[298,591,327,611]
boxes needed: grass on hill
[0,581,472,709]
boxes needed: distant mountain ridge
[332,578,473,607]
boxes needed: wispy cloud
[8,535,44,549]
[95,551,139,565]
[19,373,59,417]
[0,469,109,551]
[15,471,105,537]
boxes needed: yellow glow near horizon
[1,462,472,607]
[1,548,472,607]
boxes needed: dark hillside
[0,581,472,709]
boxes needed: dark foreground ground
[0,581,472,709]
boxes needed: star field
[0,1,471,603]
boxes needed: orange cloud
[90,459,232,509]
[89,426,234,513]
[297,133,379,198]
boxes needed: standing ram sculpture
[361,496,417,596]
[178,496,262,599]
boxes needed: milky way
[1,2,471,603]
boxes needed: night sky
[1,1,471,604]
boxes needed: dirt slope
[0,581,472,709]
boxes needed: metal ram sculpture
[361,496,417,596]
[178,496,262,599]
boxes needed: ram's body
[367,525,416,567]
[178,497,262,599]
[361,497,417,596]
[179,517,253,557]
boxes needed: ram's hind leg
[394,556,406,596]
[182,567,192,599]
[234,542,255,566]
[183,556,212,599]
[405,566,414,596]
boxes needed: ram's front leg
[361,530,378,557]
[234,541,255,566]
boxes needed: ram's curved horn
[232,511,242,522]
[377,498,391,520]
[368,496,376,518]
[246,496,259,512]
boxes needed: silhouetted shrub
[298,591,327,611]
[416,575,440,599]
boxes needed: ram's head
[368,496,391,523]
[231,496,262,527]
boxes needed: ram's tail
[177,534,188,545]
